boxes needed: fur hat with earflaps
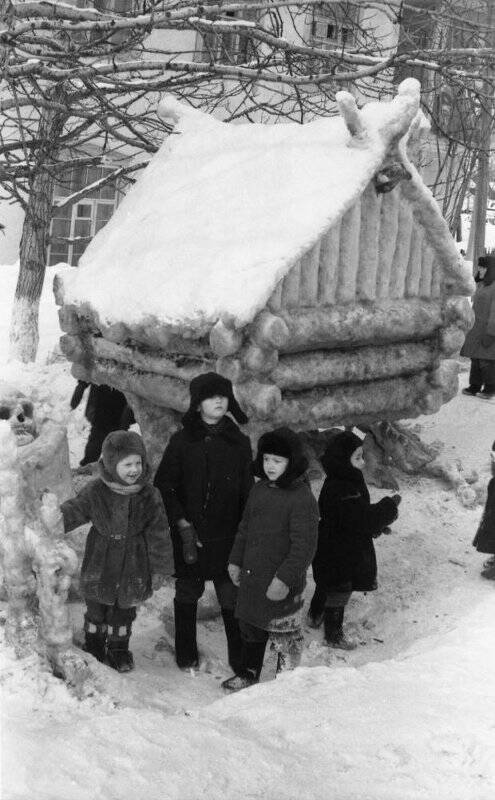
[183,371,248,426]
[254,427,308,488]
[100,430,150,485]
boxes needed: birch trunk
[9,91,68,363]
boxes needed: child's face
[350,446,365,471]
[263,453,289,482]
[199,395,228,422]
[116,454,143,484]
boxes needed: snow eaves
[58,78,469,336]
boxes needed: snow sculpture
[54,79,474,466]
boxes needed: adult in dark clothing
[70,381,135,467]
[461,254,495,399]
[473,439,495,579]
[309,431,400,649]
[154,372,253,671]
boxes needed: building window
[48,165,119,266]
[195,7,258,65]
[309,3,357,49]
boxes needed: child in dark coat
[154,372,253,672]
[60,431,173,672]
[308,431,400,649]
[222,428,319,692]
[472,439,495,579]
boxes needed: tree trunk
[9,90,68,362]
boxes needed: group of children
[62,371,403,690]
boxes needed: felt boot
[307,585,327,628]
[174,600,199,669]
[83,622,107,663]
[221,640,267,692]
[221,608,243,674]
[323,607,357,650]
[107,624,134,672]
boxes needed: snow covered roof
[58,79,455,336]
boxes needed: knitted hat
[254,427,308,487]
[101,430,147,484]
[320,430,363,480]
[184,372,248,425]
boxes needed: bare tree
[1,0,494,360]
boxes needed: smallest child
[223,427,319,692]
[59,430,173,672]
[472,439,495,579]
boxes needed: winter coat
[61,479,173,607]
[230,477,319,631]
[70,382,134,429]
[154,414,253,580]
[460,281,495,361]
[473,477,495,554]
[312,460,398,594]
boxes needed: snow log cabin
[55,78,474,467]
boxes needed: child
[222,427,319,692]
[154,372,253,672]
[308,431,400,649]
[472,440,495,579]
[60,430,173,672]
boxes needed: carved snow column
[0,423,77,659]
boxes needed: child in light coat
[223,427,319,692]
[60,430,173,672]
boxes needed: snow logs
[57,288,472,452]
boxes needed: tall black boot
[221,608,243,674]
[307,585,327,628]
[174,600,199,669]
[83,621,107,663]
[221,640,267,692]
[107,624,134,672]
[323,607,356,650]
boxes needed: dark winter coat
[61,479,173,607]
[312,443,398,593]
[473,477,495,554]
[70,382,134,429]
[154,414,253,580]
[461,279,495,362]
[230,477,319,631]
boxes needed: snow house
[55,78,474,467]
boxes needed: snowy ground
[1,263,495,799]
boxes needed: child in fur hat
[222,427,319,692]
[60,430,173,672]
[154,372,253,673]
[308,431,400,649]
[472,440,495,579]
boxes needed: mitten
[178,524,200,564]
[228,563,241,586]
[266,576,289,601]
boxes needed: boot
[307,585,327,628]
[83,622,107,663]
[107,624,134,672]
[323,607,357,651]
[221,608,243,674]
[174,600,199,669]
[221,640,266,692]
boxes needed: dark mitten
[378,496,399,525]
[179,525,198,564]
